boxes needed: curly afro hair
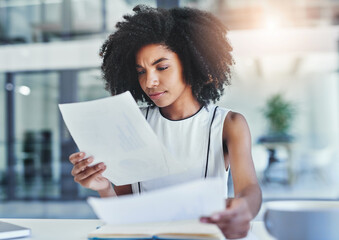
[100,5,234,106]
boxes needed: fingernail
[79,152,84,157]
[200,218,207,223]
[87,158,93,163]
[211,214,220,221]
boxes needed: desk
[0,219,274,240]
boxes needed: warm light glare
[19,86,31,96]
[265,16,280,30]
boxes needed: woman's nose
[146,73,159,88]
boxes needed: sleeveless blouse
[131,104,230,197]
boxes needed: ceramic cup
[264,201,339,240]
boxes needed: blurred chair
[266,143,294,184]
[299,145,337,183]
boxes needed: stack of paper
[87,178,225,225]
[87,178,226,239]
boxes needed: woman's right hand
[69,152,113,195]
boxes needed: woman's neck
[160,96,202,121]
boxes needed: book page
[89,220,259,240]
[88,178,225,225]
[88,220,222,238]
[59,91,186,186]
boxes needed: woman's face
[135,44,192,108]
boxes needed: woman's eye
[158,66,168,71]
[136,70,145,75]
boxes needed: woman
[69,5,261,239]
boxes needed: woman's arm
[201,111,262,239]
[224,111,262,217]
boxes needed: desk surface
[0,218,274,240]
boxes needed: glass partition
[76,68,110,198]
[77,69,109,102]
[14,72,60,199]
[0,0,158,45]
[1,0,62,44]
[0,73,6,200]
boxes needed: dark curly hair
[100,5,234,106]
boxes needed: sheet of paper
[58,91,185,186]
[87,178,225,225]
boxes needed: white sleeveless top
[131,104,230,197]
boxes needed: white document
[59,91,185,186]
[87,178,226,225]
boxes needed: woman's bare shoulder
[223,111,251,141]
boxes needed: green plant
[263,94,295,135]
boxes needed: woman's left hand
[200,198,253,239]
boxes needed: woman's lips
[149,92,165,100]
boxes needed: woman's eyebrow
[152,57,169,65]
[136,57,169,68]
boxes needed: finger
[71,157,94,176]
[216,213,251,230]
[69,152,84,164]
[218,209,252,225]
[69,152,85,164]
[74,163,106,182]
[72,157,94,175]
[74,163,103,182]
[199,217,214,224]
[94,167,106,176]
[80,168,107,188]
[71,157,93,176]
[210,210,235,222]
[212,215,251,234]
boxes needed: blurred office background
[0,0,339,218]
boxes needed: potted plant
[258,93,296,183]
[259,93,295,143]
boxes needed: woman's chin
[152,100,170,108]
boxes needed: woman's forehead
[136,44,175,63]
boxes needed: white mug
[264,201,339,240]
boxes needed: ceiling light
[18,86,31,96]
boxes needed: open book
[88,220,223,240]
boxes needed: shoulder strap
[138,106,216,192]
[204,106,219,178]
[145,106,150,119]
